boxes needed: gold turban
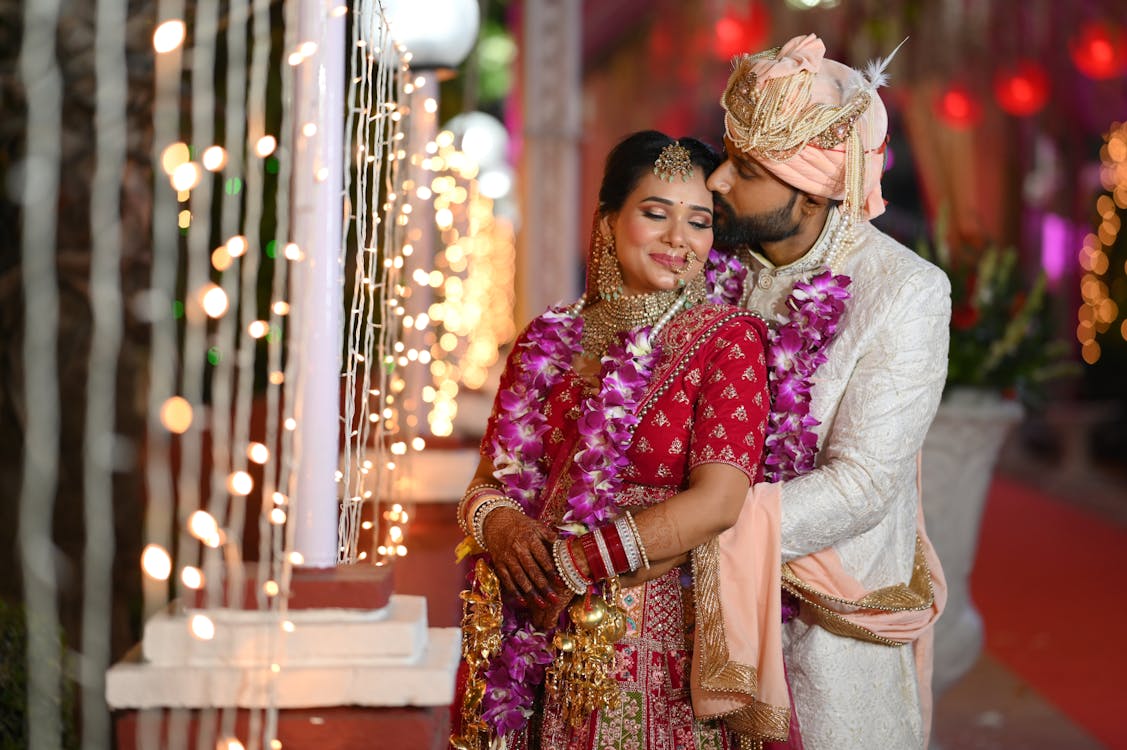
[721,34,895,222]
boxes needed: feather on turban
[721,34,896,222]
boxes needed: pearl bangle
[471,496,522,550]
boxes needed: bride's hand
[482,507,561,607]
[529,582,574,631]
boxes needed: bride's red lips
[650,252,687,269]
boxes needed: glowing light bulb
[211,245,233,271]
[141,544,172,580]
[227,471,253,496]
[161,142,190,176]
[256,136,277,158]
[246,442,269,464]
[202,146,227,172]
[289,551,304,565]
[201,284,229,318]
[180,566,204,590]
[248,320,269,339]
[283,243,303,261]
[270,508,287,525]
[188,510,222,547]
[160,396,193,434]
[272,301,290,316]
[153,20,186,54]
[263,580,279,596]
[226,235,248,257]
[171,162,202,191]
[190,613,215,640]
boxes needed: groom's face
[707,138,803,251]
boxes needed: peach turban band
[722,34,891,221]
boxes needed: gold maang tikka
[653,141,694,182]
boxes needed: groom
[708,35,951,749]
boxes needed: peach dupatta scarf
[690,475,948,748]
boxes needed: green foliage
[0,599,78,750]
[915,212,1077,408]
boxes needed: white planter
[920,388,1023,695]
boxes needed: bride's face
[604,171,714,297]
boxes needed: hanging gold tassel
[451,559,505,750]
[543,578,627,728]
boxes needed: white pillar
[290,0,345,568]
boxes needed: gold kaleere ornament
[544,577,626,727]
[451,559,506,750]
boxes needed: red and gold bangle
[600,522,630,574]
[593,527,620,578]
[579,532,609,581]
[565,537,592,586]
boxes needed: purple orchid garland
[480,306,661,737]
[763,269,852,481]
[489,304,582,514]
[475,257,848,734]
[704,247,747,306]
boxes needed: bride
[451,130,772,750]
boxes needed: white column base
[106,595,460,709]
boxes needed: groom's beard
[712,191,801,251]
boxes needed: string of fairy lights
[338,5,411,564]
[413,130,516,433]
[1076,122,1127,364]
[138,1,515,746]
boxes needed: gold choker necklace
[580,278,705,359]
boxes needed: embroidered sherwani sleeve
[778,267,951,560]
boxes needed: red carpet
[972,475,1127,749]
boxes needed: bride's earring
[596,230,625,301]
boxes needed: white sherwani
[740,215,951,750]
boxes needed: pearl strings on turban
[721,34,900,222]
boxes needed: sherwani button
[758,273,774,290]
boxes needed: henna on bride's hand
[482,508,560,604]
[643,503,684,556]
[530,586,573,631]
